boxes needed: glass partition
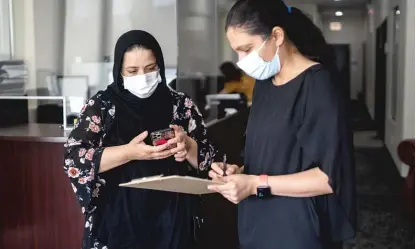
[0,0,239,126]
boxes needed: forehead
[226,27,264,50]
[122,48,156,67]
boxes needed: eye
[127,70,137,75]
[145,65,158,73]
[238,46,252,53]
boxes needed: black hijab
[105,30,173,145]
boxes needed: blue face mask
[236,39,281,80]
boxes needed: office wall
[290,3,323,30]
[105,0,177,67]
[177,0,220,76]
[12,0,36,90]
[34,0,65,76]
[0,0,11,60]
[322,14,366,99]
[63,0,105,73]
[13,0,65,89]
[366,0,415,176]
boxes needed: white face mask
[122,70,162,98]
[236,39,281,80]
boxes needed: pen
[222,154,227,177]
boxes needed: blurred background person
[219,61,255,103]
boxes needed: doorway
[360,42,367,103]
[374,20,388,140]
[331,44,351,100]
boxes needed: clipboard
[119,175,224,195]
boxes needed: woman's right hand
[125,131,174,161]
[209,162,243,180]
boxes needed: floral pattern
[63,88,216,249]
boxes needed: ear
[271,26,285,47]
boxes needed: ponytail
[285,7,336,69]
[225,0,336,69]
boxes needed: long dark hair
[225,0,336,69]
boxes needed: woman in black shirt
[208,1,356,249]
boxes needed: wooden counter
[0,108,249,249]
[0,124,84,249]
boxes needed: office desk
[0,124,83,249]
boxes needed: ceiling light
[335,11,343,16]
[334,0,341,2]
[395,9,401,15]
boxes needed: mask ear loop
[256,38,269,53]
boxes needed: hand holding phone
[126,131,174,161]
[150,128,177,149]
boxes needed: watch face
[257,186,271,198]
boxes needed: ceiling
[286,0,369,8]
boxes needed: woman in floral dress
[64,30,216,249]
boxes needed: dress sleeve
[64,94,106,212]
[297,69,353,191]
[184,97,217,173]
[296,68,356,239]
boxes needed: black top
[239,64,356,249]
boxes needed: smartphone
[150,128,176,148]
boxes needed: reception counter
[0,106,249,249]
[0,124,84,249]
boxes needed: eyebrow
[144,63,157,69]
[125,63,157,70]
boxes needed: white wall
[0,0,11,60]
[366,0,415,177]
[401,0,415,142]
[63,0,105,73]
[12,0,36,90]
[177,0,220,76]
[322,13,366,99]
[34,0,65,92]
[290,3,323,30]
[106,0,177,67]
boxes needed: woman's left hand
[208,174,258,204]
[168,125,189,162]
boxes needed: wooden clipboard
[119,175,224,195]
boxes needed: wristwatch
[256,174,271,199]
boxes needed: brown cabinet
[0,125,83,249]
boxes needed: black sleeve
[297,69,350,191]
[297,68,356,240]
[63,94,106,212]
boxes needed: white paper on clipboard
[119,175,224,195]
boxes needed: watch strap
[259,174,268,187]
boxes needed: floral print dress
[64,88,216,249]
